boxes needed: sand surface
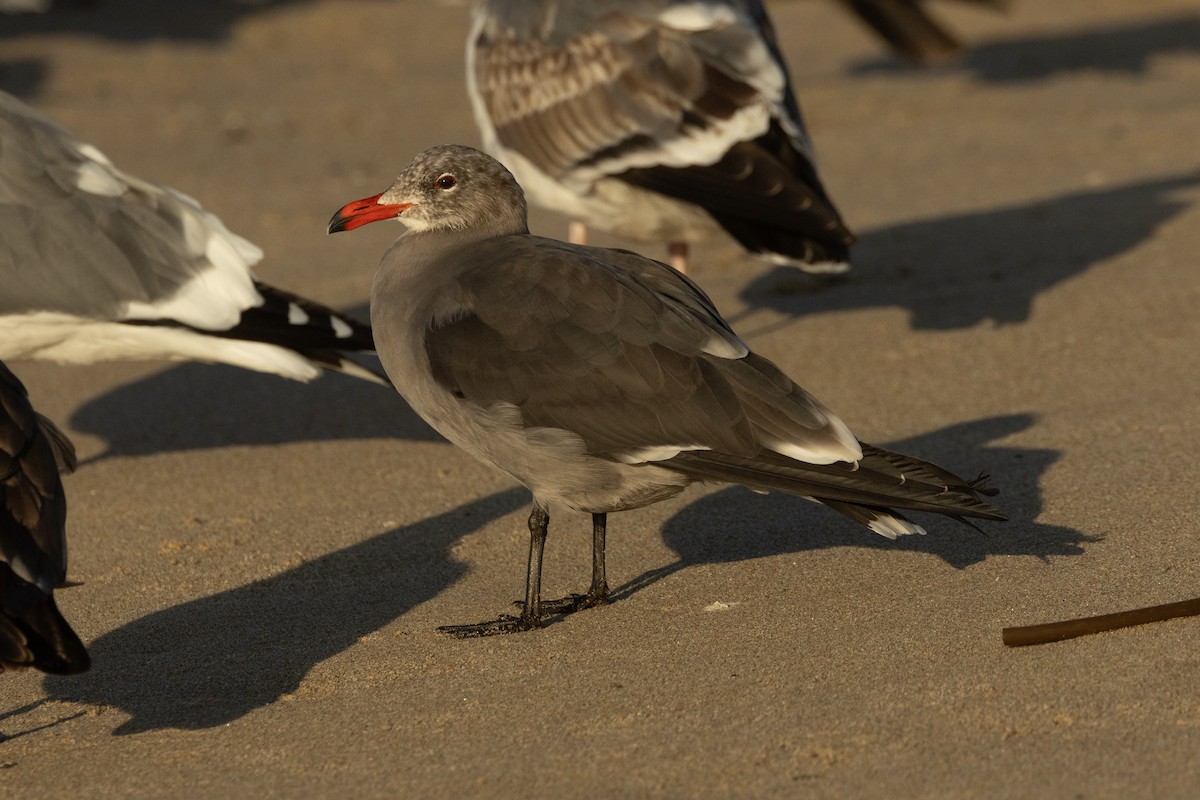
[2,0,1200,796]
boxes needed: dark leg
[438,504,550,638]
[587,512,610,605]
[522,505,550,622]
[538,512,611,615]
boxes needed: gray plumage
[468,0,854,273]
[330,145,1003,635]
[0,360,89,674]
[0,90,382,383]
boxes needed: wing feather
[0,360,89,674]
[424,237,859,465]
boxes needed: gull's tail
[665,443,1005,538]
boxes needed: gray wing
[469,0,853,262]
[0,360,89,674]
[0,90,262,328]
[424,236,861,465]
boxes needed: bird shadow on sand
[69,362,442,462]
[67,299,445,460]
[614,413,1090,602]
[0,0,342,46]
[734,172,1200,332]
[0,58,49,97]
[30,487,528,735]
[850,13,1200,82]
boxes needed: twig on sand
[1003,596,1200,647]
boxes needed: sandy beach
[2,0,1200,795]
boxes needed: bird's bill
[327,193,412,233]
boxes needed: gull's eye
[435,174,457,190]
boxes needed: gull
[467,0,855,274]
[0,360,89,674]
[0,91,382,383]
[329,144,1004,636]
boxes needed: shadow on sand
[735,172,1200,331]
[0,0,343,45]
[27,413,1087,735]
[69,361,441,463]
[616,413,1090,601]
[36,487,528,735]
[852,13,1200,81]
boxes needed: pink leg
[667,241,689,274]
[568,221,588,245]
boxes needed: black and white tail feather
[125,282,389,385]
[668,443,1004,538]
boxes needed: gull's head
[327,144,528,236]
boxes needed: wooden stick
[1002,596,1200,647]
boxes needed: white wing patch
[867,515,927,539]
[71,141,114,167]
[73,161,125,198]
[0,312,322,381]
[118,184,264,330]
[121,261,262,331]
[761,252,851,275]
[657,3,736,32]
[287,303,310,325]
[701,333,750,360]
[615,444,710,464]
[331,316,354,339]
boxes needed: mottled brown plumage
[468,0,854,273]
[0,360,89,674]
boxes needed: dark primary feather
[0,361,89,674]
[208,283,384,380]
[127,283,389,384]
[665,445,1005,524]
[620,123,854,265]
[225,283,375,351]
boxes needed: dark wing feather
[665,444,1006,523]
[124,283,389,384]
[620,125,854,265]
[424,237,856,463]
[0,360,89,674]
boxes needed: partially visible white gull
[0,91,383,383]
[467,0,855,274]
[0,359,89,674]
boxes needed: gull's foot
[437,613,539,639]
[515,590,610,616]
